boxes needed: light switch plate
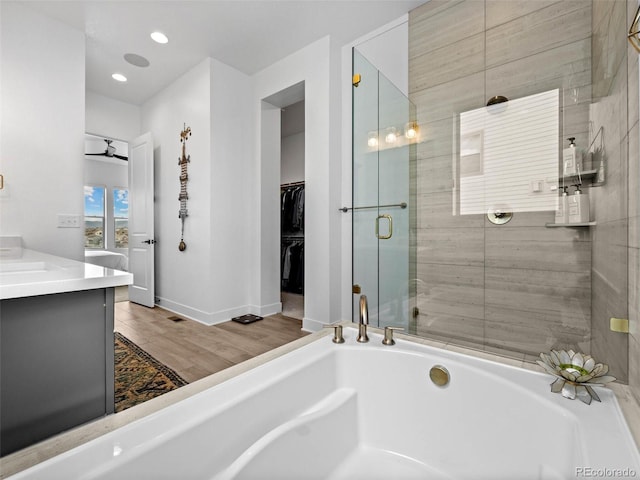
[57,214,81,228]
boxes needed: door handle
[142,239,156,244]
[375,214,392,239]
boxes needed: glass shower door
[352,48,416,330]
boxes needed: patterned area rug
[114,332,188,412]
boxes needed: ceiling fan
[86,139,128,161]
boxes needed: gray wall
[409,0,639,388]
[409,1,594,359]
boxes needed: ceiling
[23,1,425,106]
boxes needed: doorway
[263,82,306,321]
[280,100,305,319]
[83,132,156,307]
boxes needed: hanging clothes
[281,239,304,293]
[281,183,304,293]
[281,185,305,233]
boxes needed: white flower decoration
[536,350,616,405]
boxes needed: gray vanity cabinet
[0,288,115,456]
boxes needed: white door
[128,132,155,307]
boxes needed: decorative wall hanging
[178,124,191,251]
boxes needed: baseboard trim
[154,297,283,326]
[302,317,325,333]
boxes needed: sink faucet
[357,294,369,343]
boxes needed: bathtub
[8,327,640,480]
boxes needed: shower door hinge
[352,284,361,294]
[610,317,629,333]
[352,73,361,87]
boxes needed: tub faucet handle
[382,326,404,346]
[323,323,345,344]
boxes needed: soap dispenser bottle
[568,184,590,224]
[596,157,605,183]
[563,137,581,177]
[555,186,569,224]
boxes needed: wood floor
[114,301,308,383]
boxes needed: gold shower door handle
[375,214,393,239]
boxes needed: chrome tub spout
[357,294,369,343]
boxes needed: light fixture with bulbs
[367,131,379,148]
[384,127,397,144]
[111,73,127,82]
[151,31,169,44]
[404,122,418,140]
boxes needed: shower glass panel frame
[352,48,417,330]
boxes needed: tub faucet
[357,294,369,343]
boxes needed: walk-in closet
[280,100,305,319]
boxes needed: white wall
[281,100,305,184]
[257,102,282,315]
[142,59,213,321]
[208,58,253,323]
[86,92,141,142]
[141,57,253,325]
[0,3,85,260]
[281,132,305,184]
[352,18,409,97]
[253,36,339,330]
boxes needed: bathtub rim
[1,323,639,479]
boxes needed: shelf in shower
[559,169,604,186]
[560,169,597,180]
[545,222,597,227]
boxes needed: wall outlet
[57,214,81,228]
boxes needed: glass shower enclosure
[351,48,417,330]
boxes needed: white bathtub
[8,327,640,480]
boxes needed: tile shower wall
[409,1,594,359]
[410,0,640,388]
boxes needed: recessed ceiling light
[124,53,150,68]
[112,73,127,82]
[150,31,169,44]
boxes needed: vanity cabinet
[0,288,115,456]
[0,247,131,456]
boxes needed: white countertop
[0,249,133,300]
